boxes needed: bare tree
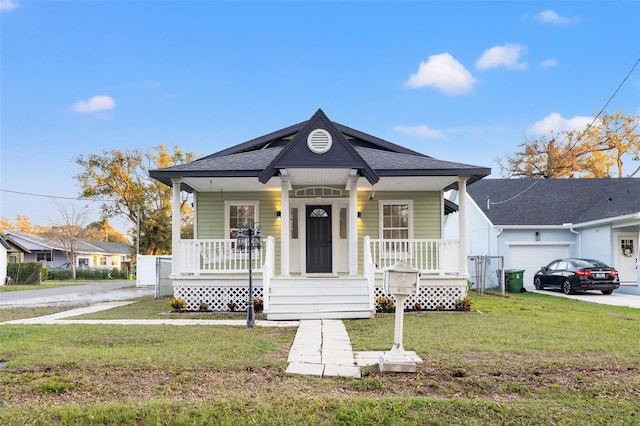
[46,202,90,279]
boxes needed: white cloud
[535,10,580,25]
[476,44,527,70]
[540,59,558,68]
[405,53,477,95]
[0,0,19,11]
[70,95,116,113]
[394,125,446,140]
[529,113,594,134]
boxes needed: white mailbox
[384,260,420,295]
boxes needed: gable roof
[258,109,379,184]
[468,178,640,226]
[150,109,491,191]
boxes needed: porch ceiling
[183,171,458,192]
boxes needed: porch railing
[364,236,460,275]
[178,238,274,275]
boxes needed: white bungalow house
[444,178,640,295]
[149,109,491,319]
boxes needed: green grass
[0,306,84,322]
[1,291,639,425]
[0,280,128,292]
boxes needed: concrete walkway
[527,288,640,309]
[284,319,421,378]
[285,319,362,378]
[0,302,298,327]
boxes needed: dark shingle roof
[468,178,640,226]
[150,109,491,187]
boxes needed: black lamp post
[236,222,262,328]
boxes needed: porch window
[379,201,413,255]
[291,207,298,239]
[226,201,259,239]
[380,201,412,239]
[339,207,347,239]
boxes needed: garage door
[507,245,570,289]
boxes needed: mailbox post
[380,260,421,373]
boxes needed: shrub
[454,296,472,312]
[199,302,210,312]
[253,297,264,313]
[6,262,42,285]
[167,298,187,312]
[376,296,395,313]
[227,301,238,312]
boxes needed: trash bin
[505,269,525,293]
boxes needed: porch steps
[266,277,374,320]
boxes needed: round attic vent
[307,129,332,154]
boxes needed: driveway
[0,281,154,308]
[526,287,640,309]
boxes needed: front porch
[170,237,469,319]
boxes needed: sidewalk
[0,302,297,327]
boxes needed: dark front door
[306,205,332,273]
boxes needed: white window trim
[378,200,413,239]
[224,200,260,239]
[378,200,414,259]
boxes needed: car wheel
[562,279,574,295]
[534,276,544,290]
[601,289,613,295]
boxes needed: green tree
[498,111,639,178]
[74,145,195,255]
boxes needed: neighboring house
[444,178,640,295]
[1,234,31,285]
[149,109,491,319]
[0,236,8,285]
[2,232,133,270]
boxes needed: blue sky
[1,1,639,235]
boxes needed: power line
[0,188,117,202]
[487,179,542,210]
[558,56,640,154]
[490,56,640,208]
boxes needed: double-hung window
[225,200,259,239]
[379,200,413,256]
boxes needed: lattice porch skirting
[172,279,264,312]
[172,276,467,313]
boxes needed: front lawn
[0,292,638,425]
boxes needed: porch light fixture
[236,222,262,328]
[357,211,362,218]
[535,231,540,241]
[276,211,281,217]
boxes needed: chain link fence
[468,255,504,295]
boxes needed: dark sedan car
[533,258,620,295]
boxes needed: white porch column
[348,174,359,276]
[458,177,469,276]
[280,175,291,276]
[171,178,182,276]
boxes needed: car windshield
[572,259,608,268]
